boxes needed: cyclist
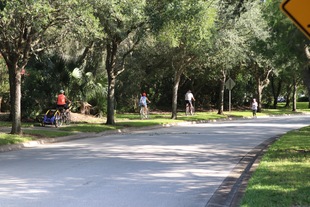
[185,90,195,114]
[56,89,71,113]
[139,92,151,115]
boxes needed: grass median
[240,126,310,207]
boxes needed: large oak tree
[0,0,98,134]
[148,0,217,119]
[91,0,147,125]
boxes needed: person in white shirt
[251,98,258,118]
[185,90,195,113]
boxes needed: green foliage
[0,0,99,54]
[150,0,217,51]
[22,45,109,118]
[116,34,174,112]
[92,0,147,40]
[297,96,309,102]
[0,56,9,95]
[23,129,73,138]
[262,0,307,74]
[22,53,73,118]
[0,0,102,134]
[66,43,108,116]
[0,0,308,121]
[0,57,8,111]
[0,0,6,11]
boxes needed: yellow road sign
[281,0,310,39]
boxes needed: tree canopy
[0,0,309,129]
[0,0,99,133]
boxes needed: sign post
[225,78,235,112]
[280,0,310,39]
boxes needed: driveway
[0,115,309,207]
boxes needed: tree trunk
[104,33,134,124]
[284,84,292,108]
[270,76,282,109]
[256,79,263,112]
[106,74,116,125]
[303,46,310,108]
[217,69,226,115]
[292,79,297,112]
[171,69,182,119]
[105,41,118,125]
[8,64,22,134]
[253,63,272,113]
[273,98,278,109]
[308,88,310,108]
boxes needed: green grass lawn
[0,133,34,145]
[23,129,74,138]
[240,126,310,207]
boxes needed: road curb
[205,136,279,207]
[0,124,173,153]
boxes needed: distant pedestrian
[251,98,258,118]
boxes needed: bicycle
[56,106,71,127]
[140,106,149,119]
[61,109,71,125]
[185,102,194,116]
[54,111,63,127]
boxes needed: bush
[297,96,309,102]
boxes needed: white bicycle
[140,106,149,119]
[185,103,195,116]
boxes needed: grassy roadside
[0,112,226,144]
[240,126,310,207]
[0,103,309,145]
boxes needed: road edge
[0,125,168,153]
[205,136,279,207]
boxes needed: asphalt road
[0,115,309,207]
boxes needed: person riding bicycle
[139,92,151,114]
[56,90,71,113]
[185,90,195,113]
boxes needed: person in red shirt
[56,90,71,111]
